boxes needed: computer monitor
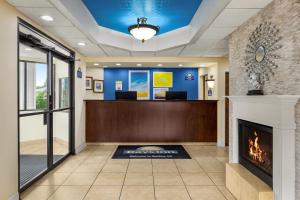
[115,91,137,100]
[165,91,187,100]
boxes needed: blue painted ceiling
[82,0,202,35]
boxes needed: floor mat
[112,145,191,159]
[20,154,64,187]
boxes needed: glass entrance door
[19,44,49,188]
[18,22,74,190]
[52,57,71,164]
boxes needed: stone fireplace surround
[228,95,300,200]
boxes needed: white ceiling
[8,0,273,57]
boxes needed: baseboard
[217,140,225,147]
[75,142,87,154]
[8,192,19,200]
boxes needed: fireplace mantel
[227,95,300,200]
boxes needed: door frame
[17,18,75,192]
[225,71,229,146]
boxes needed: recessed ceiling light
[40,15,53,22]
[116,63,121,66]
[77,42,86,46]
[158,64,163,67]
[137,64,142,67]
[24,47,32,51]
[93,63,99,66]
[178,64,183,67]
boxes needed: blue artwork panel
[129,70,150,100]
[82,0,202,35]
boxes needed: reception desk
[85,100,217,143]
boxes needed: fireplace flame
[248,131,266,163]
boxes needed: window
[19,61,48,111]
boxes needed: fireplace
[238,119,273,187]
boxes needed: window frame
[19,60,48,112]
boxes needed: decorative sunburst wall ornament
[245,21,282,95]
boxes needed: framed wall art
[86,76,93,90]
[93,80,104,93]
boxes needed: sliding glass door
[18,20,74,191]
[19,45,49,187]
[52,57,71,164]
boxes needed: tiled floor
[21,144,236,200]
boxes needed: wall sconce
[206,75,215,89]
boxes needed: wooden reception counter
[85,100,217,143]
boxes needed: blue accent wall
[82,0,202,35]
[104,68,198,100]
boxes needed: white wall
[217,59,229,147]
[198,60,230,147]
[0,1,19,199]
[206,64,219,100]
[75,58,87,152]
[198,67,206,100]
[0,1,87,199]
[85,67,104,100]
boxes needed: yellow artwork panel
[153,72,173,87]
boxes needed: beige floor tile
[208,173,225,186]
[84,186,122,200]
[127,162,152,173]
[127,160,152,173]
[196,158,225,172]
[76,150,92,156]
[187,150,211,158]
[154,173,184,185]
[67,156,87,163]
[181,173,214,186]
[48,186,90,200]
[54,162,80,173]
[187,186,226,200]
[217,186,237,200]
[120,186,155,200]
[102,160,129,172]
[21,185,58,200]
[216,157,229,163]
[205,147,229,157]
[91,150,112,156]
[75,163,104,173]
[90,146,116,151]
[63,173,98,186]
[184,145,208,151]
[152,160,178,173]
[21,145,231,200]
[83,156,107,164]
[37,172,70,186]
[94,172,126,185]
[130,159,152,165]
[175,160,203,173]
[155,186,191,200]
[152,160,174,165]
[124,173,153,185]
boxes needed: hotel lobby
[0,0,299,200]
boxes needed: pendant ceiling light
[128,17,159,43]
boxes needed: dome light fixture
[128,17,159,43]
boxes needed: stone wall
[228,0,300,198]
